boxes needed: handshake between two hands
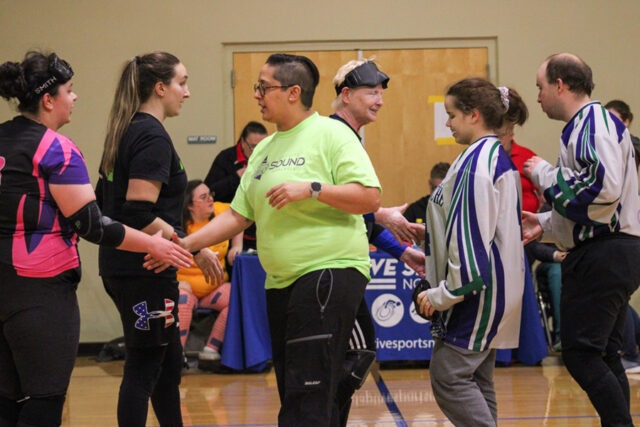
[143,232,225,286]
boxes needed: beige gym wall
[2,0,639,342]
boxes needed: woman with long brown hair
[97,51,222,427]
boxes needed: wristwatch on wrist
[310,181,322,199]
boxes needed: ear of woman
[470,109,481,124]
[41,92,55,112]
[155,81,166,96]
[288,85,301,102]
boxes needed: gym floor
[62,353,640,426]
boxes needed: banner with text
[365,250,433,361]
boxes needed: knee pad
[342,349,376,390]
[19,395,66,427]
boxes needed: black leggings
[0,266,80,427]
[117,343,183,427]
[0,394,65,427]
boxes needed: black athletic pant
[266,268,368,427]
[561,234,640,427]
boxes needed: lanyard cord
[315,269,334,320]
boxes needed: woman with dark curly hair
[0,50,190,427]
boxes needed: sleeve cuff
[427,280,464,311]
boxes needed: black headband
[335,61,390,95]
[33,54,74,95]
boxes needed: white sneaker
[621,357,640,374]
[198,347,221,362]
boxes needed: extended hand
[375,204,423,243]
[522,211,543,244]
[143,231,192,273]
[554,250,568,262]
[522,156,543,178]
[227,245,242,265]
[400,246,426,277]
[195,248,225,285]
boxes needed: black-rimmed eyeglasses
[242,138,259,152]
[253,82,295,97]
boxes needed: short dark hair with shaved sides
[266,54,319,109]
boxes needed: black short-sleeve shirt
[98,112,187,278]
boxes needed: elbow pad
[121,200,156,230]
[68,201,126,247]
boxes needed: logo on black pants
[132,299,175,330]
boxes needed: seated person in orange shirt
[177,180,242,363]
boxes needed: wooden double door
[232,48,488,206]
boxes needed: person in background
[327,60,422,244]
[598,104,640,373]
[403,162,450,224]
[495,86,561,359]
[330,58,425,426]
[204,121,268,251]
[528,208,567,351]
[177,179,242,366]
[204,121,268,203]
[621,306,640,373]
[605,99,640,170]
[523,53,640,426]
[0,51,191,427]
[605,100,640,371]
[496,86,544,267]
[97,51,223,427]
[496,86,539,213]
[416,77,524,427]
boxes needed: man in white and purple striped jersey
[524,52,640,427]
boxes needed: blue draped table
[221,251,547,371]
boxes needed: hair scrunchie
[498,86,510,111]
